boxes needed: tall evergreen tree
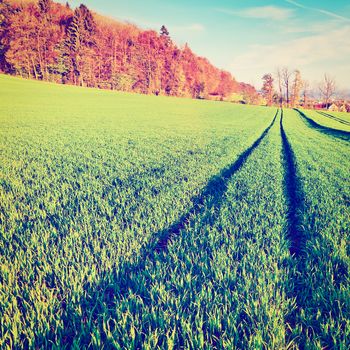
[160,25,169,37]
[38,0,51,14]
[65,4,96,85]
[0,0,12,71]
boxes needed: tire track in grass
[108,109,278,275]
[95,109,277,286]
[317,110,350,127]
[283,109,350,349]
[295,108,350,141]
[62,111,278,347]
[280,110,305,256]
[280,110,310,345]
[154,109,278,252]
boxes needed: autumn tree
[181,43,200,98]
[5,4,41,78]
[240,83,259,104]
[290,70,302,107]
[1,0,249,101]
[159,25,177,95]
[133,30,162,94]
[216,70,237,99]
[96,23,139,90]
[35,0,61,80]
[319,74,336,108]
[261,73,274,106]
[4,1,68,80]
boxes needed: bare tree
[276,68,283,107]
[319,74,336,108]
[282,67,292,106]
[302,80,310,108]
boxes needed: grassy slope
[0,74,276,348]
[59,111,293,349]
[0,75,349,349]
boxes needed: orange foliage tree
[0,0,256,101]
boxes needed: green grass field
[0,74,349,349]
[299,109,350,133]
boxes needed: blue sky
[60,1,350,90]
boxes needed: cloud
[280,19,343,34]
[216,6,294,21]
[189,23,205,32]
[285,0,350,22]
[230,25,350,87]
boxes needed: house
[339,104,347,112]
[328,103,339,112]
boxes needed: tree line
[0,0,257,100]
[261,68,339,109]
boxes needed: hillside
[0,0,258,101]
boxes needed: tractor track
[280,110,315,348]
[280,109,305,256]
[294,108,350,141]
[154,109,278,252]
[280,109,305,345]
[93,109,279,308]
[316,110,350,127]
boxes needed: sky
[59,0,350,90]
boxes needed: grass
[329,110,350,122]
[0,74,349,349]
[300,109,350,132]
[283,109,350,349]
[295,108,350,141]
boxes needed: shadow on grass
[281,111,348,348]
[295,108,350,141]
[280,109,309,344]
[280,110,305,256]
[155,110,278,252]
[59,111,278,347]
